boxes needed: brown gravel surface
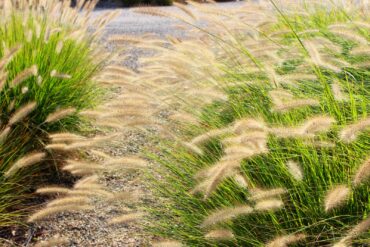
[0,3,244,247]
[25,8,183,247]
[30,130,157,247]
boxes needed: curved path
[31,3,243,246]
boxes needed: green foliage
[0,13,102,227]
[145,5,370,247]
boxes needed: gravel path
[19,3,243,247]
[29,7,192,247]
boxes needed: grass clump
[141,1,370,246]
[0,0,109,228]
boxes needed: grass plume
[202,205,253,227]
[324,185,351,212]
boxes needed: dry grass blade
[324,185,350,212]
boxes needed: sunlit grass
[144,1,369,246]
[0,8,103,227]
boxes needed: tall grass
[134,1,370,246]
[0,0,108,228]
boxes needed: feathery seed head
[36,186,71,194]
[107,212,144,225]
[8,101,37,125]
[266,233,306,247]
[28,205,93,222]
[190,127,232,145]
[205,229,235,241]
[174,2,197,20]
[49,132,85,143]
[324,185,351,212]
[182,141,204,155]
[331,81,348,101]
[255,199,284,211]
[332,241,348,247]
[250,188,287,201]
[202,205,253,227]
[273,99,320,112]
[233,118,267,134]
[0,126,11,143]
[5,152,46,177]
[353,158,370,186]
[330,29,368,45]
[56,40,64,54]
[10,65,38,88]
[45,143,68,151]
[339,117,370,143]
[50,70,72,79]
[301,115,335,134]
[34,235,69,247]
[47,196,90,207]
[233,173,250,188]
[286,160,304,181]
[152,240,183,247]
[45,107,76,123]
[339,216,370,244]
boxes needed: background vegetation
[0,3,103,228]
[143,1,370,246]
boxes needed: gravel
[28,7,192,247]
[2,3,244,246]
